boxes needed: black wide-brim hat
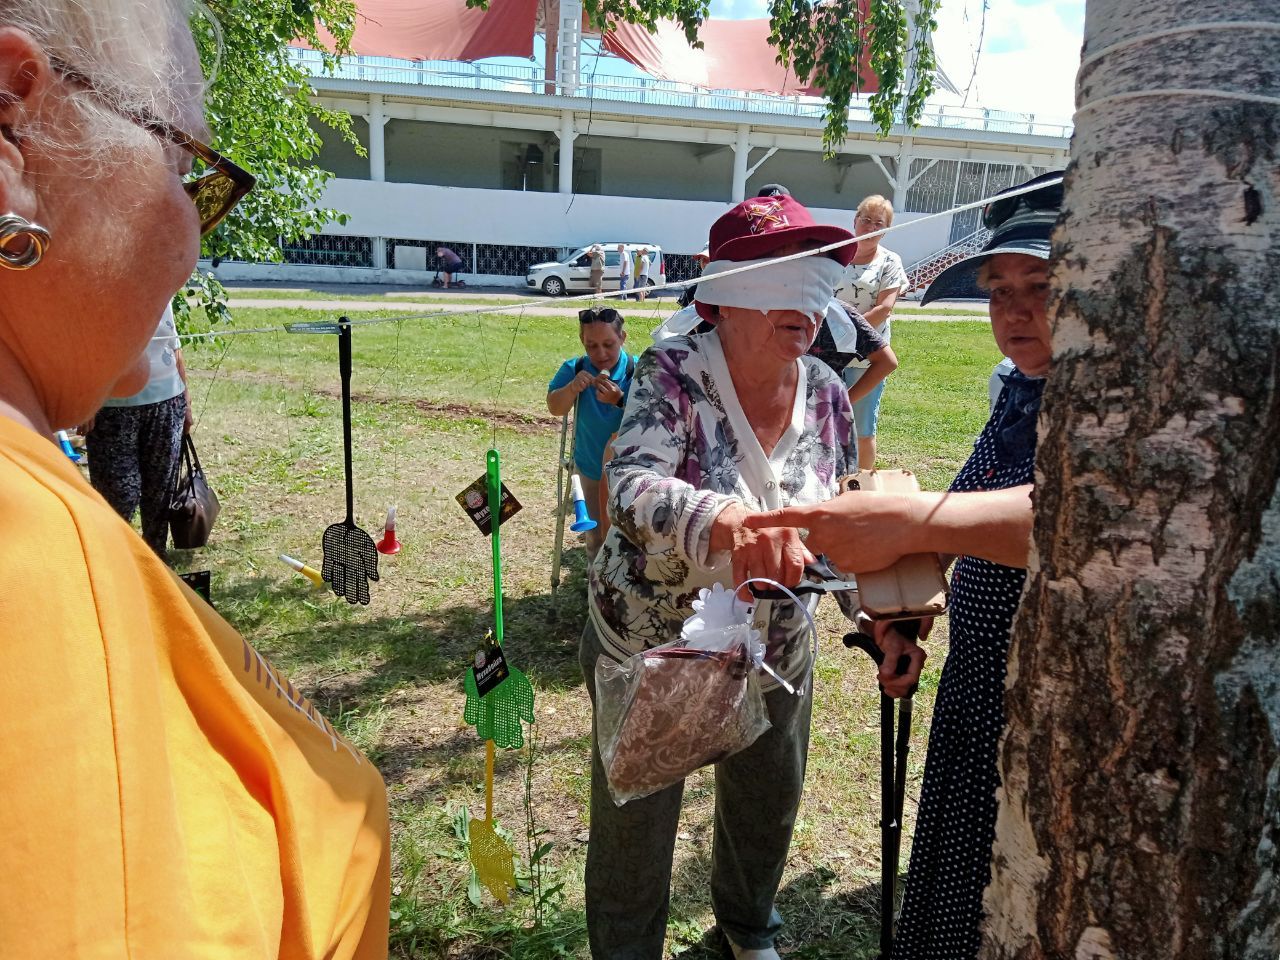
[921,173,1063,304]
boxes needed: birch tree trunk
[979,0,1280,956]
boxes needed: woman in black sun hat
[748,170,1064,958]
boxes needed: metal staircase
[904,227,992,296]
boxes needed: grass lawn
[223,288,989,320]
[174,305,1001,959]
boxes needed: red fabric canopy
[319,0,539,62]
[601,14,878,96]
[313,1,885,95]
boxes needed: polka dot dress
[891,374,1042,959]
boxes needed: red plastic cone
[377,505,401,555]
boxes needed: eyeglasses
[579,307,623,324]
[50,58,256,236]
[982,178,1064,231]
[856,215,888,229]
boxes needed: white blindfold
[695,255,844,318]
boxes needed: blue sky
[487,0,1084,121]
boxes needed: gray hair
[0,0,202,152]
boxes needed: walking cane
[549,404,578,614]
[844,618,920,960]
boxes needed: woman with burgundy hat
[580,194,859,960]
[745,172,1064,958]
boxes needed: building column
[731,124,750,202]
[365,94,389,271]
[893,135,913,210]
[557,110,576,194]
[558,0,582,97]
[367,93,388,183]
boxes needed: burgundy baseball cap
[708,195,857,266]
[695,195,856,321]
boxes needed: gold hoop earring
[0,213,51,270]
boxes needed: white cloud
[931,0,1083,121]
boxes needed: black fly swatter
[321,320,380,604]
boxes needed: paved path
[227,296,987,322]
[228,297,620,317]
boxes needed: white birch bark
[979,0,1280,955]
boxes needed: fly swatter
[321,320,380,604]
[469,739,515,903]
[466,448,530,902]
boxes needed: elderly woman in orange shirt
[0,3,389,956]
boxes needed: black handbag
[168,435,220,549]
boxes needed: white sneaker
[726,939,781,960]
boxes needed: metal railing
[288,48,1073,139]
[904,226,993,292]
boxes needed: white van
[526,243,665,296]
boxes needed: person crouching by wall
[546,308,636,557]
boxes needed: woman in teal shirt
[547,307,635,556]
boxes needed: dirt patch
[201,367,561,433]
[371,393,560,434]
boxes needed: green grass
[224,287,988,319]
[172,306,1002,959]
[894,304,988,317]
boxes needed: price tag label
[285,321,344,334]
[471,643,510,698]
[455,474,522,536]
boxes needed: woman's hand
[547,371,597,415]
[594,373,623,406]
[873,617,931,699]
[746,486,1035,571]
[743,491,921,573]
[711,503,815,597]
[182,390,194,434]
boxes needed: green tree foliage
[525,0,940,152]
[177,0,360,334]
[768,0,939,151]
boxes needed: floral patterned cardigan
[589,330,857,688]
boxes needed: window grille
[476,243,560,276]
[281,234,373,268]
[663,254,702,285]
[905,159,960,214]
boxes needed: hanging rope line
[491,304,530,449]
[168,175,1061,346]
[191,334,235,431]
[1076,88,1280,117]
[1075,21,1280,75]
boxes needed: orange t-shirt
[0,416,390,958]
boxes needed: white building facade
[213,41,1071,289]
